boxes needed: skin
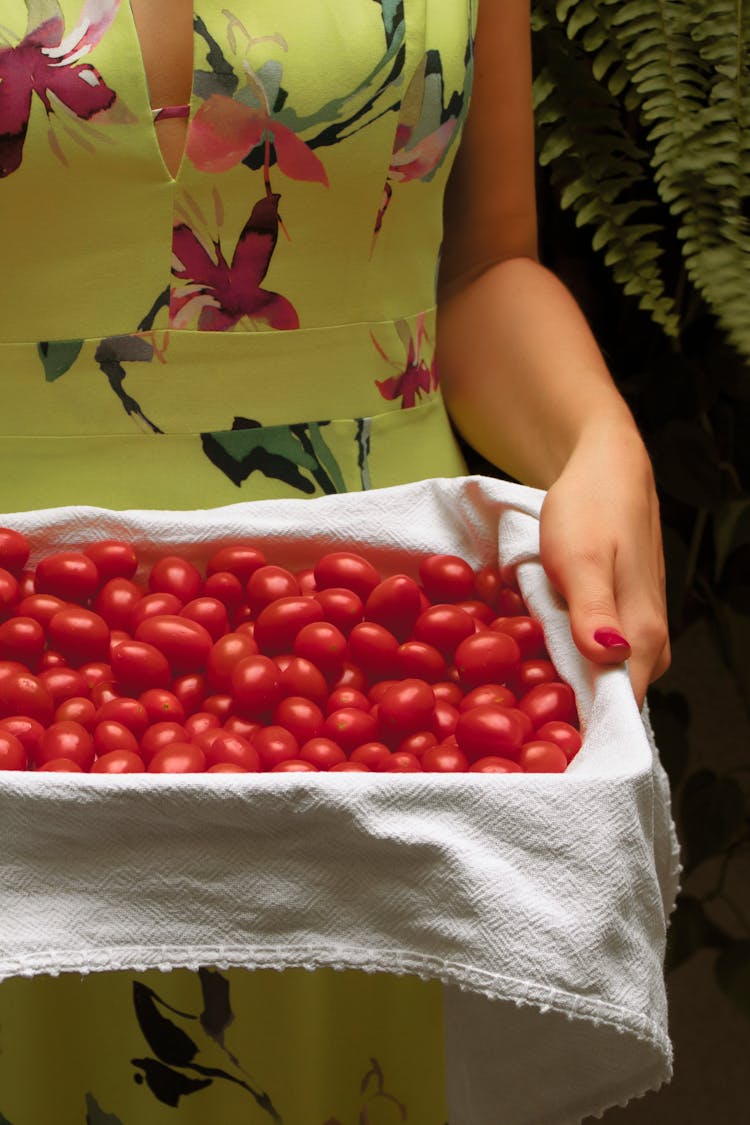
[132,0,670,708]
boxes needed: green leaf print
[132,982,200,1068]
[84,1093,124,1125]
[201,418,345,495]
[198,967,235,1049]
[373,0,406,48]
[0,1111,15,1125]
[37,338,83,382]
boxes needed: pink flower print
[372,314,438,409]
[0,0,126,177]
[170,192,299,332]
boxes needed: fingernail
[594,627,631,650]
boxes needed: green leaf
[85,1093,125,1125]
[37,339,84,383]
[715,940,750,1020]
[680,769,746,873]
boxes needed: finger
[540,542,633,667]
[629,636,672,711]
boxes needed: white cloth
[0,475,681,1125]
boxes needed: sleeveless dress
[0,1,477,1120]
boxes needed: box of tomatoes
[0,475,680,1125]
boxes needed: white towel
[0,476,681,1125]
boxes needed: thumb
[541,548,631,667]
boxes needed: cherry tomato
[329,761,371,772]
[97,697,149,738]
[314,552,381,602]
[368,680,398,704]
[35,552,99,603]
[432,681,463,707]
[206,763,249,774]
[322,707,378,753]
[474,565,501,609]
[202,571,244,615]
[469,756,523,774]
[396,730,437,759]
[171,672,207,716]
[148,742,207,773]
[364,575,421,642]
[253,725,299,770]
[0,617,45,666]
[179,597,229,641]
[91,750,145,774]
[137,687,185,725]
[206,633,258,692]
[349,741,392,770]
[246,565,299,614]
[296,568,317,595]
[454,705,524,762]
[203,694,234,720]
[396,641,446,683]
[47,606,110,666]
[55,695,98,728]
[515,659,559,695]
[39,667,88,705]
[0,528,30,574]
[431,699,459,741]
[537,720,582,762]
[496,587,525,617]
[140,721,188,764]
[78,661,114,690]
[455,600,495,626]
[271,759,318,772]
[83,540,138,583]
[37,758,84,773]
[184,710,221,739]
[329,662,367,693]
[0,715,44,757]
[491,616,546,660]
[422,742,470,772]
[0,672,54,723]
[519,682,578,730]
[207,545,266,583]
[93,720,140,756]
[273,697,324,745]
[419,555,475,603]
[313,587,364,635]
[459,684,517,712]
[133,615,212,675]
[298,737,347,770]
[222,715,261,741]
[0,730,26,770]
[454,632,522,689]
[0,568,19,609]
[231,655,282,717]
[325,687,370,714]
[277,656,329,704]
[131,592,185,629]
[378,679,435,739]
[518,740,569,773]
[384,751,422,772]
[89,682,120,709]
[148,555,202,603]
[111,641,170,692]
[191,727,223,753]
[254,597,324,655]
[38,650,67,670]
[17,593,67,627]
[94,578,143,631]
[37,721,94,770]
[506,707,534,743]
[204,731,260,771]
[293,621,347,678]
[348,622,399,682]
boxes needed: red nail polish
[594,627,630,650]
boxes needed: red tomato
[422,742,470,772]
[91,750,145,774]
[78,661,114,690]
[496,587,525,617]
[37,721,94,770]
[47,606,110,666]
[395,641,445,683]
[37,758,84,773]
[203,693,234,720]
[139,687,186,725]
[368,680,397,704]
[39,667,88,705]
[0,673,54,723]
[148,742,207,773]
[131,592,184,629]
[171,672,207,716]
[298,737,347,770]
[206,763,249,773]
[454,705,524,762]
[537,720,582,762]
[179,597,229,640]
[469,756,523,774]
[56,696,98,729]
[204,731,260,771]
[222,715,261,741]
[506,707,534,744]
[271,759,318,772]
[454,631,522,689]
[111,641,170,692]
[140,721,189,764]
[0,568,20,609]
[329,761,371,772]
[277,656,329,703]
[0,617,45,666]
[246,565,299,614]
[134,615,212,675]
[296,568,317,595]
[349,741,392,770]
[492,616,546,660]
[293,621,347,678]
[384,751,422,772]
[93,720,140,756]
[459,684,517,712]
[191,727,223,754]
[418,555,475,603]
[97,697,149,738]
[325,687,369,714]
[519,683,578,730]
[0,730,26,770]
[274,696,324,745]
[474,565,501,609]
[94,578,143,631]
[432,681,463,707]
[231,655,282,716]
[0,528,30,574]
[515,659,559,695]
[84,540,138,583]
[396,730,437,759]
[89,682,120,709]
[206,633,259,692]
[413,604,475,656]
[207,545,266,583]
[17,593,67,627]
[431,699,459,741]
[378,679,435,739]
[17,570,35,599]
[148,555,202,603]
[253,725,299,770]
[322,707,378,753]
[364,575,421,642]
[455,600,496,626]
[184,711,221,740]
[313,587,364,635]
[314,552,381,602]
[518,740,569,773]
[35,552,99,603]
[253,597,324,655]
[38,650,67,670]
[0,715,45,757]
[202,571,244,615]
[348,622,399,682]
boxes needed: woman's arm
[436,0,670,707]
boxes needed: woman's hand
[537,422,670,710]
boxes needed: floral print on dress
[0,0,135,177]
[372,312,438,408]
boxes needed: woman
[0,0,669,1120]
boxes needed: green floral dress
[0,0,477,1120]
